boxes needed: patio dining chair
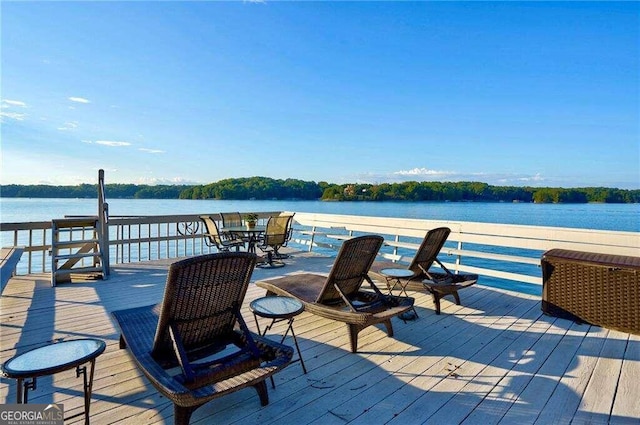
[256,215,294,268]
[219,211,250,243]
[369,227,479,314]
[272,213,295,259]
[256,235,415,353]
[199,215,245,252]
[111,252,293,425]
[220,211,243,228]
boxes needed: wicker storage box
[541,249,640,335]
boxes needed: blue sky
[1,1,638,189]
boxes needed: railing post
[309,226,316,252]
[97,169,110,276]
[456,239,463,272]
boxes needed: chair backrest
[199,215,225,249]
[279,212,295,244]
[221,212,243,228]
[151,252,257,362]
[261,215,290,248]
[408,227,451,276]
[316,235,383,304]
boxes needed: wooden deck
[1,250,638,425]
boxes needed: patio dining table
[221,225,266,253]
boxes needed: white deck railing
[1,211,638,289]
[290,212,639,286]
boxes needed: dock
[1,249,638,424]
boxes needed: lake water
[1,198,638,231]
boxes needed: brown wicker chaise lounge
[370,227,478,315]
[111,252,293,425]
[256,235,415,353]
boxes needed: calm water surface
[1,198,638,231]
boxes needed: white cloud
[138,148,165,154]
[94,140,131,147]
[68,97,90,104]
[2,99,27,108]
[350,168,550,187]
[0,99,28,121]
[517,173,545,183]
[135,176,197,185]
[393,167,456,177]
[0,111,27,121]
[57,121,79,131]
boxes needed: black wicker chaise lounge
[256,235,415,353]
[112,252,293,425]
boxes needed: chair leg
[119,335,127,349]
[382,319,394,337]
[256,251,285,269]
[273,247,289,259]
[452,290,461,305]
[174,404,195,425]
[253,380,269,406]
[348,325,360,353]
[432,293,442,315]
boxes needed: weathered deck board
[1,251,638,425]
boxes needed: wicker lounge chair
[199,215,245,252]
[256,235,415,353]
[111,253,293,425]
[370,227,478,314]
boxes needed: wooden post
[98,169,110,275]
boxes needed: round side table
[380,268,419,320]
[2,338,106,424]
[250,296,307,387]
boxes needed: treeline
[2,178,639,203]
[179,177,323,200]
[320,181,640,203]
[0,184,185,199]
[180,178,639,203]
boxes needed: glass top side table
[379,268,419,320]
[2,338,106,424]
[250,296,307,387]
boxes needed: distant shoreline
[2,176,639,204]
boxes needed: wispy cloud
[350,167,549,187]
[517,173,545,183]
[393,167,456,178]
[135,176,198,185]
[0,111,27,121]
[0,99,28,121]
[93,140,131,147]
[138,148,165,154]
[58,121,79,131]
[68,97,90,104]
[2,99,27,108]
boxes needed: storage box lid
[542,248,640,269]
